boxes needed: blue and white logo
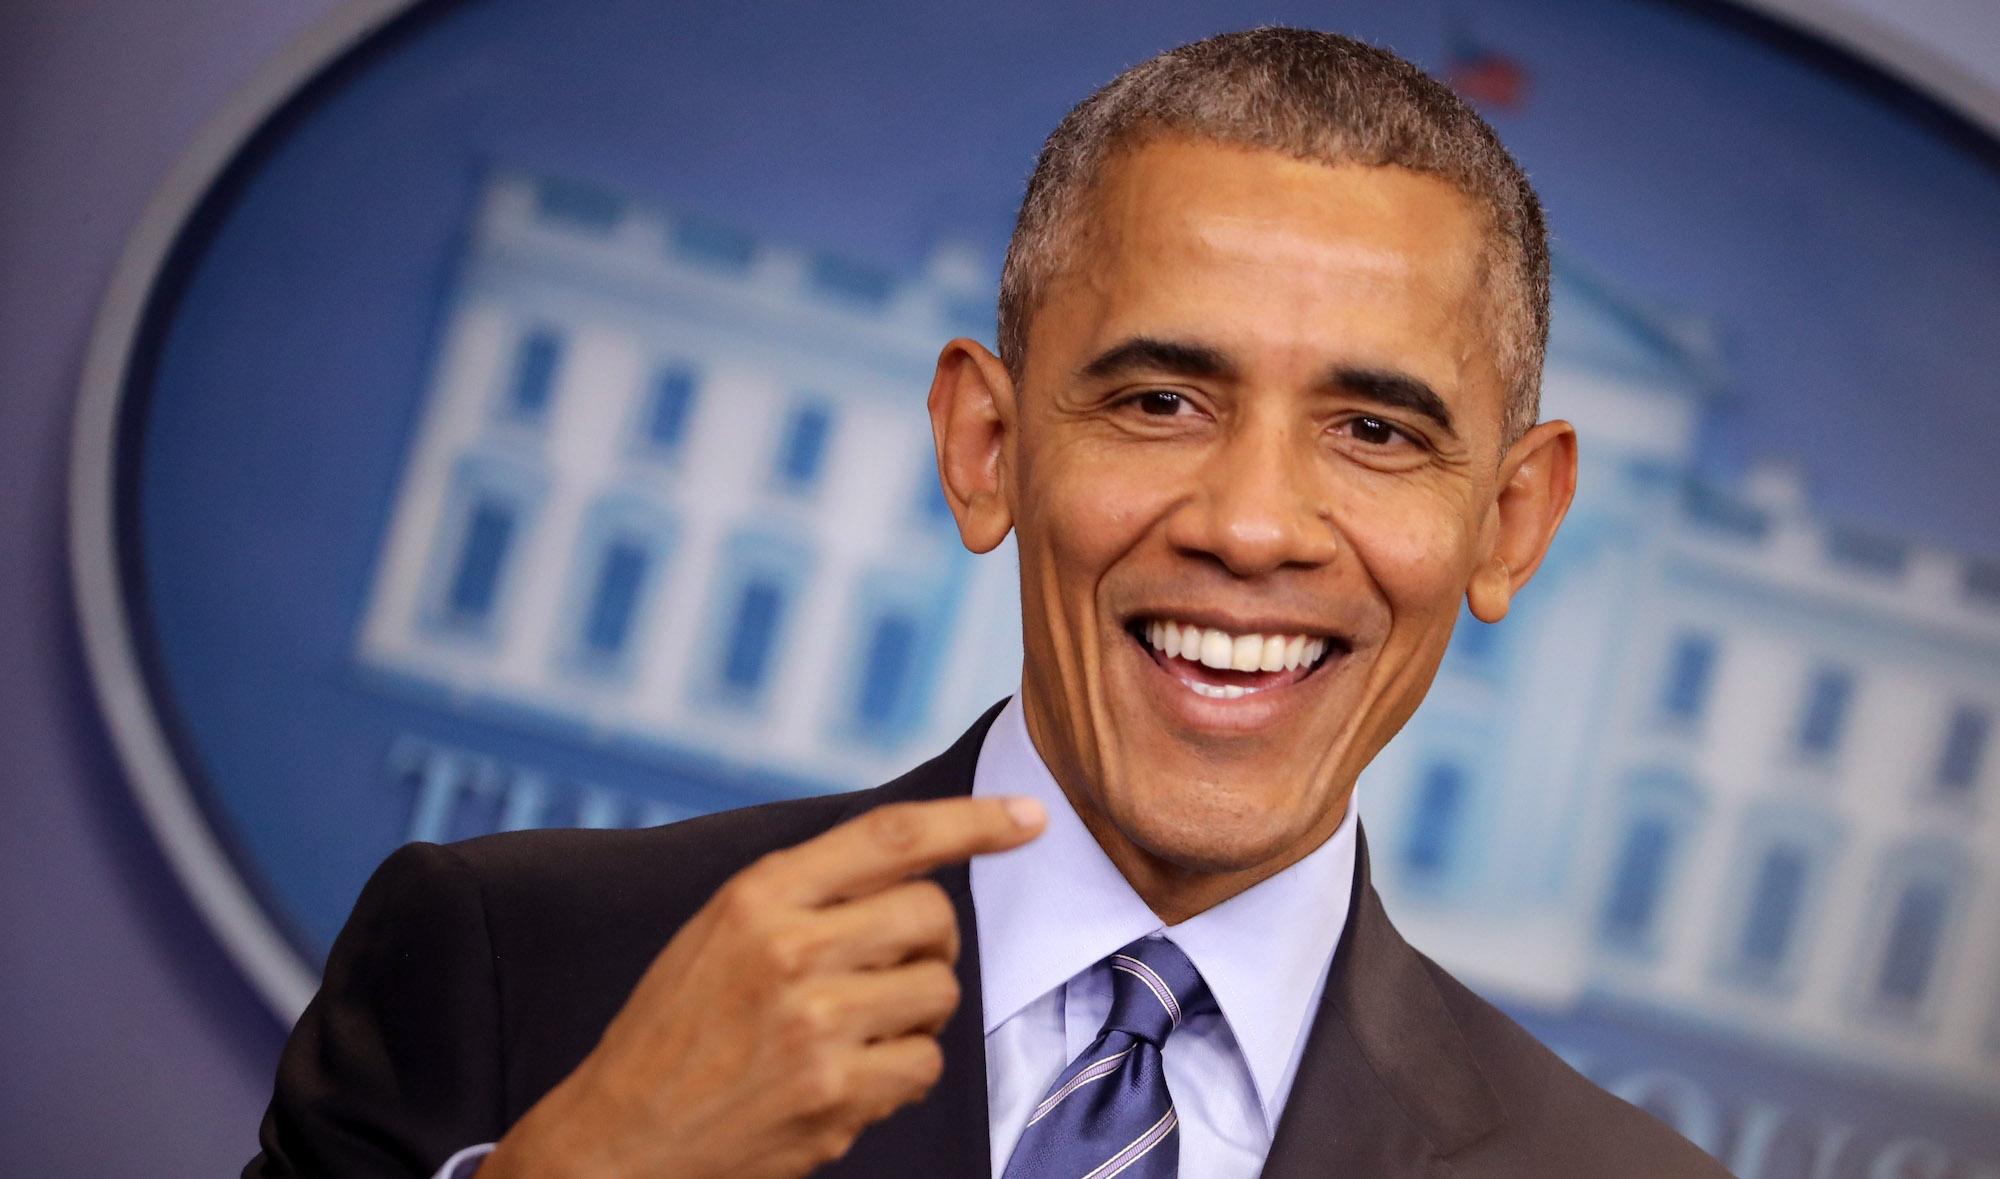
[358,171,1017,829]
[70,2,2000,1172]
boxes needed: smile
[1130,617,1341,699]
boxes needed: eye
[1131,390,1187,416]
[1341,415,1414,447]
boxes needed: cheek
[1331,479,1478,620]
[1018,439,1176,586]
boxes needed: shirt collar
[968,695,1358,1129]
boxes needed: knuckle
[918,900,961,961]
[717,870,774,923]
[919,885,958,939]
[911,1038,946,1089]
[921,961,960,1010]
[811,1124,861,1167]
[910,879,953,921]
[758,924,820,979]
[863,805,922,853]
[794,1054,850,1115]
[778,984,841,1043]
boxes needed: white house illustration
[356,170,2000,1102]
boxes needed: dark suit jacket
[248,702,1728,1177]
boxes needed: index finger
[767,796,1047,906]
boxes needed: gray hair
[997,27,1550,443]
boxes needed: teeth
[1140,619,1332,674]
[1199,629,1233,670]
[1187,681,1252,699]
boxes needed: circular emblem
[70,1,2000,1167]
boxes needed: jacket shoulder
[442,695,1003,919]
[248,701,1005,1176]
[248,840,510,1176]
[447,785,870,917]
[1417,955,1731,1177]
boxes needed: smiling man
[249,28,1728,1179]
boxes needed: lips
[1128,616,1343,700]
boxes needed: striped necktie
[1002,935,1210,1179]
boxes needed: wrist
[482,1077,607,1179]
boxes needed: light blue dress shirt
[971,696,1357,1178]
[435,695,1358,1178]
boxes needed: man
[249,28,1729,1178]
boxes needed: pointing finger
[763,796,1045,906]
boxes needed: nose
[1165,413,1339,577]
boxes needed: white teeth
[1187,681,1253,699]
[1140,619,1334,675]
[1199,629,1233,670]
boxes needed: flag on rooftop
[1445,21,1530,113]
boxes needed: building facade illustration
[356,170,2000,1109]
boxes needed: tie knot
[1101,936,1207,1045]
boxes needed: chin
[1105,783,1310,875]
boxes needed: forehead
[1041,138,1501,409]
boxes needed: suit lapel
[1262,826,1506,1177]
[822,701,1005,1178]
[820,707,1505,1178]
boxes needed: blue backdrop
[88,1,2000,1174]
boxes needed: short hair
[997,27,1550,443]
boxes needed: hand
[480,795,1047,1178]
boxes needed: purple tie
[1002,936,1210,1179]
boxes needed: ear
[1467,419,1579,623]
[927,337,1017,554]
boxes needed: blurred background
[4,0,1999,1174]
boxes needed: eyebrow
[1325,367,1457,437]
[1078,336,1238,382]
[1078,336,1458,438]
